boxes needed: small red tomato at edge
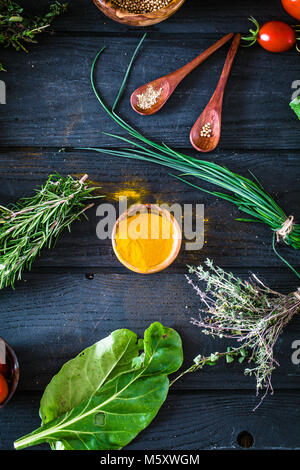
[0,373,9,404]
[0,363,8,376]
[282,0,300,21]
[243,17,296,52]
[258,21,296,52]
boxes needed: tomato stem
[241,16,260,47]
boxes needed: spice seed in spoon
[200,122,212,138]
[136,85,163,110]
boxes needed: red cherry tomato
[0,363,8,377]
[0,373,8,404]
[282,0,300,21]
[258,21,296,52]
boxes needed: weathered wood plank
[2,390,300,450]
[1,35,299,149]
[25,0,295,34]
[0,149,299,269]
[0,0,299,453]
[1,271,299,392]
[0,0,298,454]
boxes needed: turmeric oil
[114,208,180,273]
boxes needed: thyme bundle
[0,174,99,289]
[0,0,67,71]
[187,260,300,408]
[81,36,300,278]
[171,260,300,408]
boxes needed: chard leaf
[14,322,183,451]
[290,97,300,120]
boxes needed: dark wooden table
[1,0,300,450]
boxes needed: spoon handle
[168,33,234,85]
[212,33,241,108]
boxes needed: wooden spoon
[130,33,234,116]
[190,33,241,153]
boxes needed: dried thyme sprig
[170,347,249,387]
[179,259,300,408]
[0,174,101,289]
[0,0,68,71]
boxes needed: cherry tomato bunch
[243,0,300,53]
[0,360,9,404]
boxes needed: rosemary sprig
[0,173,100,289]
[0,0,68,71]
[81,37,300,278]
[175,259,300,409]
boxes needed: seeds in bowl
[110,0,173,14]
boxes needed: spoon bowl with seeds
[131,80,171,116]
[190,111,220,153]
[190,34,241,153]
[130,33,234,116]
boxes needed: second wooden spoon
[190,33,241,153]
[130,33,234,116]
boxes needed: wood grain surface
[2,390,300,450]
[0,0,299,450]
[1,35,299,149]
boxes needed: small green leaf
[290,98,300,120]
[193,354,202,365]
[210,353,219,362]
[226,355,235,363]
[9,15,23,22]
[240,348,247,357]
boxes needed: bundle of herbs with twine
[170,259,300,408]
[81,36,300,280]
[0,173,99,289]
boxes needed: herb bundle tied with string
[170,259,300,409]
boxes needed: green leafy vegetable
[290,97,300,120]
[14,322,183,450]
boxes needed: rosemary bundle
[0,174,99,289]
[172,259,300,408]
[82,36,300,278]
[0,0,67,71]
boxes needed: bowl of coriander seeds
[93,0,185,26]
